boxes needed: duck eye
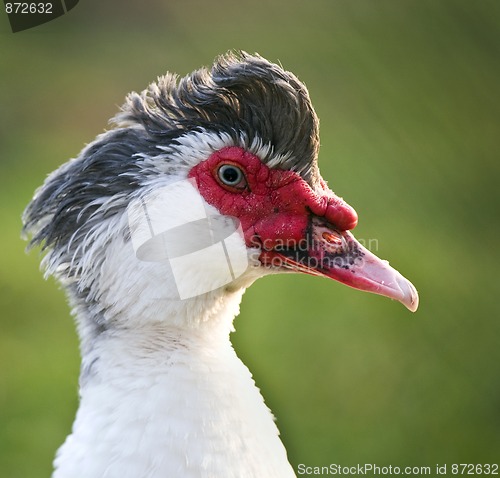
[217,164,247,190]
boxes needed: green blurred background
[1,1,499,476]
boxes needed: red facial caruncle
[188,146,418,311]
[188,146,357,248]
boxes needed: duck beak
[260,216,419,312]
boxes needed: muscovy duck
[23,52,418,478]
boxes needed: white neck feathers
[54,297,295,478]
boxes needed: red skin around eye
[188,146,358,248]
[188,146,419,313]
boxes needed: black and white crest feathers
[117,51,320,183]
[23,52,321,264]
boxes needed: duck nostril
[321,231,343,246]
